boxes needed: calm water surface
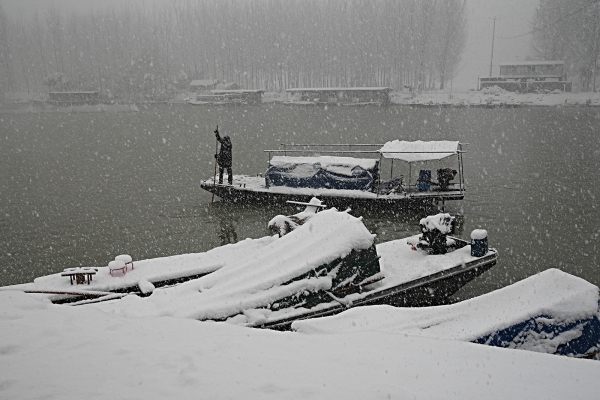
[1,104,599,301]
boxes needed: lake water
[1,103,599,301]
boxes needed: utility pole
[593,1,599,92]
[489,17,497,77]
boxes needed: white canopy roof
[379,140,460,162]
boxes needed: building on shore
[47,91,100,105]
[478,61,571,92]
[188,79,219,92]
[285,87,393,106]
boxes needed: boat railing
[263,143,468,196]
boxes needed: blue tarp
[265,156,379,191]
[473,308,600,357]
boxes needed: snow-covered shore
[389,87,600,107]
[264,87,600,107]
[2,278,600,400]
[1,219,599,399]
[5,88,600,110]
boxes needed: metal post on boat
[458,143,466,193]
[377,153,383,198]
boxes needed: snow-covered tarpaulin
[265,156,379,191]
[91,209,379,324]
[379,140,460,162]
[293,269,600,357]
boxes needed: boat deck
[4,233,497,326]
[202,175,464,210]
[258,235,498,330]
[4,236,277,303]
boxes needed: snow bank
[392,89,600,107]
[2,286,600,399]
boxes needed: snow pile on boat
[92,209,378,324]
[293,269,600,356]
[9,235,278,294]
[267,197,323,237]
[420,213,454,234]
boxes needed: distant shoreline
[2,89,600,112]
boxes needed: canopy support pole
[377,153,383,198]
[458,144,465,192]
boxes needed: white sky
[3,0,540,90]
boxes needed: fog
[1,0,541,92]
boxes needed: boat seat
[108,260,127,276]
[115,254,134,271]
[417,170,431,191]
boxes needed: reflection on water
[213,203,239,245]
[1,104,599,303]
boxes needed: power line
[496,0,599,39]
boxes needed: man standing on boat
[214,127,233,185]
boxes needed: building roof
[286,87,392,92]
[48,91,99,94]
[211,90,264,94]
[498,60,564,66]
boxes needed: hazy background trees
[531,0,600,91]
[0,0,468,100]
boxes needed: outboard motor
[437,168,457,190]
[417,213,455,255]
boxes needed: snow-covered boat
[187,90,264,105]
[284,87,392,106]
[3,204,497,330]
[201,140,467,211]
[293,268,600,359]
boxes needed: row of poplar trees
[530,0,600,91]
[0,0,467,100]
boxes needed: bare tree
[0,0,471,96]
[0,3,15,92]
[531,0,600,91]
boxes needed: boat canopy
[379,140,460,162]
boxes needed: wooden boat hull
[256,248,498,331]
[201,181,464,212]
